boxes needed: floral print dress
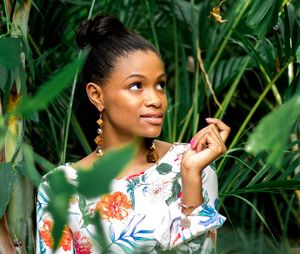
[36,143,226,254]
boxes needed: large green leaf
[0,37,22,70]
[246,0,283,38]
[211,56,254,91]
[77,143,136,198]
[46,170,75,250]
[21,144,42,187]
[246,92,300,166]
[0,162,16,218]
[14,53,86,118]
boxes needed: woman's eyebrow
[124,73,166,82]
[124,73,145,81]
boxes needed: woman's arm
[158,118,229,250]
[180,118,230,215]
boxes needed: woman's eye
[156,81,166,90]
[129,82,142,90]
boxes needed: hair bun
[75,15,126,49]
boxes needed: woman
[36,15,230,253]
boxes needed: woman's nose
[144,89,163,108]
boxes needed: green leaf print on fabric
[78,195,92,227]
[156,163,172,175]
[126,177,141,209]
[107,215,155,253]
[166,177,181,206]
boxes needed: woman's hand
[181,118,230,176]
[180,118,230,215]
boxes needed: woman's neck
[101,134,150,162]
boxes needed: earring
[94,112,104,156]
[146,140,159,163]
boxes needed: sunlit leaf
[77,143,136,198]
[0,37,22,70]
[0,163,16,218]
[246,92,300,166]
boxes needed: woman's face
[100,50,167,141]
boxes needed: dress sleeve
[153,165,226,251]
[36,177,74,254]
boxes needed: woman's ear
[86,83,104,111]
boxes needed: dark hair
[75,15,159,85]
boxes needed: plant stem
[217,59,292,173]
[60,0,95,164]
[144,0,160,51]
[208,0,251,75]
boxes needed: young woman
[36,15,230,253]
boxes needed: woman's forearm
[180,171,203,215]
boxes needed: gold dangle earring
[94,112,104,156]
[146,139,159,163]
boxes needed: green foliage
[0,163,16,218]
[14,53,86,119]
[0,37,22,70]
[46,171,75,249]
[22,144,42,187]
[296,44,300,63]
[246,0,283,39]
[1,0,300,252]
[247,92,300,166]
[77,143,136,198]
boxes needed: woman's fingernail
[206,117,213,121]
[189,137,195,147]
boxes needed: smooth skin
[73,50,230,215]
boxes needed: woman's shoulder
[39,151,99,185]
[40,163,78,184]
[156,140,190,158]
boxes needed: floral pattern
[36,143,226,253]
[39,218,72,251]
[74,231,92,254]
[95,191,132,221]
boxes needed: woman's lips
[140,113,163,125]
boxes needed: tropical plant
[0,0,299,253]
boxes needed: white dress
[36,143,226,253]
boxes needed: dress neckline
[63,143,188,182]
[113,143,176,182]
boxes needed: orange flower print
[74,231,92,254]
[96,191,132,221]
[60,226,73,251]
[40,218,53,248]
[39,218,72,251]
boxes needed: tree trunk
[0,1,33,254]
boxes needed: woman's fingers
[191,125,225,153]
[190,125,223,149]
[183,118,230,173]
[205,118,230,143]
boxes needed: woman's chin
[142,132,161,139]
